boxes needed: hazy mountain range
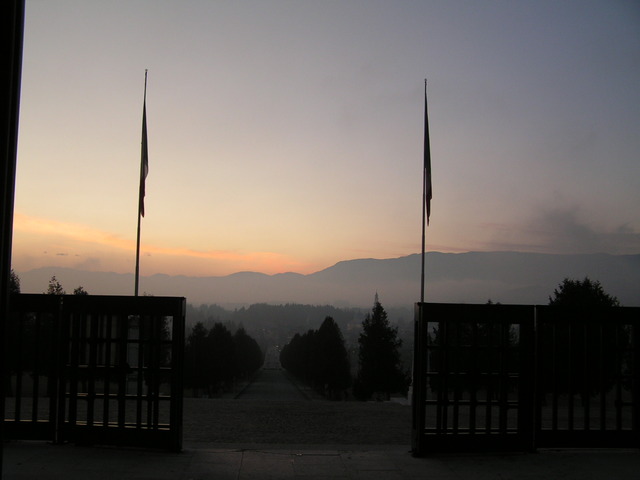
[16,252,640,309]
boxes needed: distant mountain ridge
[16,252,640,308]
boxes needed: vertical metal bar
[451,317,460,434]
[117,315,128,428]
[526,306,537,451]
[495,319,502,434]
[632,320,640,445]
[583,323,590,432]
[170,300,185,452]
[599,321,606,431]
[31,311,41,423]
[87,312,98,428]
[499,319,508,434]
[103,314,112,427]
[484,320,493,434]
[551,320,559,431]
[567,319,574,432]
[0,1,25,471]
[411,303,425,455]
[136,315,144,428]
[152,316,161,429]
[53,298,67,444]
[14,310,23,422]
[469,320,477,434]
[615,321,623,431]
[146,315,154,428]
[436,317,447,434]
[67,308,80,429]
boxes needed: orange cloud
[12,213,315,275]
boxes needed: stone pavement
[3,441,640,479]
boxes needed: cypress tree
[355,294,407,400]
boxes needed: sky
[12,0,640,280]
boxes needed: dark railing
[3,294,185,451]
[535,306,639,448]
[412,303,639,455]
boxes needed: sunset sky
[12,0,640,279]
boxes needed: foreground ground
[184,398,412,445]
[184,368,412,445]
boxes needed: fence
[411,303,639,455]
[3,294,185,451]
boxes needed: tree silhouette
[73,285,89,295]
[184,322,211,396]
[45,275,65,295]
[355,294,408,400]
[315,317,351,398]
[184,322,263,397]
[280,329,317,384]
[549,277,620,307]
[540,277,626,401]
[280,317,351,399]
[208,323,235,390]
[9,269,20,294]
[233,327,264,380]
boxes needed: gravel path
[183,369,412,446]
[235,368,309,400]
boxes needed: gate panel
[61,295,185,451]
[535,306,639,448]
[413,303,640,455]
[4,294,185,451]
[412,303,534,454]
[3,294,63,441]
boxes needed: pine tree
[45,275,65,295]
[316,316,351,399]
[355,294,407,400]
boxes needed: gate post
[412,302,426,456]
[526,305,538,451]
[634,321,640,447]
[52,296,66,444]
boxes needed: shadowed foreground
[183,398,412,445]
[184,368,412,445]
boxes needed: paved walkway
[235,368,311,400]
[4,441,640,479]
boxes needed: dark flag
[424,82,432,225]
[420,79,432,305]
[135,70,149,296]
[139,73,149,217]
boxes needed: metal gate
[4,294,185,451]
[412,303,535,453]
[412,303,640,455]
[535,305,639,448]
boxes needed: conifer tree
[45,275,65,295]
[316,316,351,398]
[355,294,407,400]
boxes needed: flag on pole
[139,71,149,217]
[420,79,432,305]
[424,81,432,225]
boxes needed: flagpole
[135,69,148,296]
[420,79,431,304]
[413,79,431,452]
